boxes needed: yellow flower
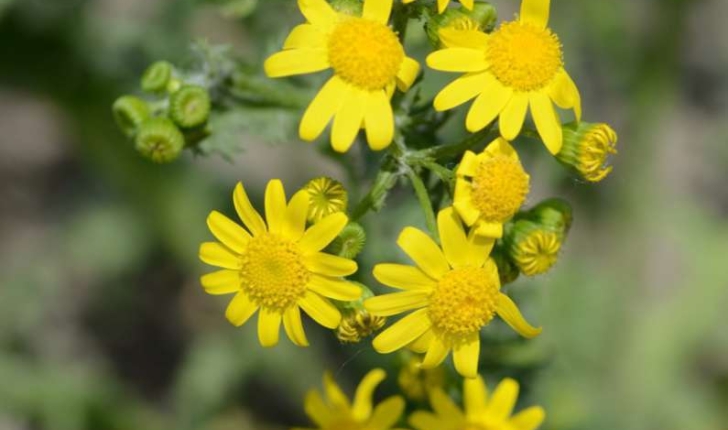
[507,219,562,277]
[264,0,420,153]
[294,369,405,430]
[365,208,541,379]
[557,122,618,182]
[427,0,581,154]
[199,179,362,347]
[403,0,473,14]
[409,376,545,430]
[454,137,530,239]
[397,354,446,402]
[304,176,349,223]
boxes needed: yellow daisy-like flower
[454,137,530,238]
[199,179,362,348]
[403,0,473,14]
[409,376,545,430]
[427,0,581,154]
[264,0,420,153]
[294,369,405,430]
[365,208,542,378]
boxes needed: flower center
[239,233,310,311]
[513,231,561,276]
[471,155,529,223]
[486,21,563,92]
[305,176,348,222]
[428,266,500,339]
[328,17,404,90]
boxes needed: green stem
[351,168,400,221]
[230,72,309,109]
[406,167,439,239]
[392,2,410,43]
[424,126,493,160]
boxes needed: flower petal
[466,77,512,132]
[283,24,327,50]
[409,411,446,430]
[257,307,282,347]
[206,211,251,254]
[362,0,392,23]
[264,49,330,78]
[199,242,241,270]
[201,270,240,295]
[300,77,346,142]
[323,372,351,409]
[453,333,480,378]
[284,189,310,241]
[352,368,386,421]
[499,92,529,140]
[307,275,362,301]
[511,406,546,430]
[421,335,449,369]
[453,179,480,226]
[373,264,437,290]
[299,212,349,253]
[486,378,519,420]
[548,70,581,121]
[396,57,420,92]
[466,231,495,268]
[427,48,489,72]
[430,387,464,418]
[409,329,434,353]
[364,90,395,151]
[437,207,471,269]
[439,28,488,49]
[298,0,338,28]
[474,220,504,238]
[397,227,450,279]
[372,308,431,353]
[464,375,489,418]
[364,291,430,316]
[367,396,405,429]
[331,85,365,153]
[456,150,479,178]
[530,92,563,154]
[496,293,542,338]
[300,291,341,328]
[304,252,358,276]
[283,305,309,347]
[520,0,550,29]
[304,390,333,427]
[233,182,267,236]
[434,72,489,111]
[265,179,287,234]
[225,292,257,326]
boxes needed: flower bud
[169,85,212,129]
[140,61,173,93]
[336,308,386,344]
[491,243,520,285]
[397,353,446,402]
[329,222,366,259]
[304,177,349,223]
[112,95,150,137]
[135,117,185,163]
[556,122,618,182]
[525,198,573,238]
[505,219,562,277]
[425,2,497,47]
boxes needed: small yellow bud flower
[336,308,386,343]
[304,176,349,223]
[507,219,562,277]
[557,122,618,182]
[397,353,446,402]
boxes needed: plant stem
[424,126,493,160]
[406,167,439,239]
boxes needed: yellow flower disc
[240,233,310,311]
[328,17,405,90]
[428,267,499,338]
[513,230,561,276]
[487,21,563,92]
[471,155,529,223]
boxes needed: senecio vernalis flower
[427,0,581,154]
[294,369,404,430]
[409,376,545,430]
[403,0,473,14]
[454,137,530,238]
[199,179,362,347]
[264,0,420,153]
[365,208,541,378]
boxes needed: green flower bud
[329,222,366,259]
[135,117,185,163]
[329,0,363,15]
[168,85,211,129]
[505,219,563,277]
[112,95,150,137]
[491,242,520,285]
[524,198,573,238]
[140,61,173,93]
[425,1,497,47]
[557,122,618,182]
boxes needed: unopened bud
[169,85,211,129]
[112,95,150,137]
[141,61,173,93]
[135,117,185,163]
[557,122,618,182]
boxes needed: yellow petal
[307,275,362,301]
[496,293,542,338]
[199,242,240,270]
[420,335,449,369]
[264,49,330,78]
[499,92,529,140]
[464,375,489,418]
[430,387,464,418]
[304,390,333,427]
[300,291,341,328]
[367,396,404,429]
[474,220,504,239]
[438,28,488,49]
[397,227,450,279]
[283,24,327,49]
[331,85,365,153]
[257,307,282,347]
[352,368,386,421]
[304,252,358,277]
[530,92,562,154]
[409,411,445,430]
[206,211,250,254]
[364,90,394,151]
[372,308,431,353]
[485,136,520,160]
[433,72,489,111]
[437,207,470,269]
[364,291,430,317]
[201,270,240,295]
[453,179,480,226]
[466,231,495,268]
[300,77,346,142]
[225,292,257,326]
[486,378,519,420]
[409,330,434,353]
[453,333,480,378]
[298,0,338,28]
[299,212,349,253]
[323,372,351,409]
[548,70,581,121]
[436,0,448,13]
[362,0,392,23]
[456,150,479,178]
[460,0,474,9]
[396,57,420,92]
[520,0,550,29]
[283,305,309,347]
[265,179,287,234]
[373,264,437,290]
[466,77,512,132]
[284,189,310,241]
[233,182,267,236]
[511,406,546,430]
[427,48,489,72]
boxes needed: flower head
[506,219,562,277]
[427,0,581,154]
[365,208,541,378]
[264,0,420,153]
[557,122,618,182]
[403,0,474,14]
[295,369,404,430]
[305,176,349,223]
[199,179,363,347]
[454,138,530,238]
[409,376,545,430]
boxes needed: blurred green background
[1,0,727,429]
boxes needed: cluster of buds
[112,61,212,163]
